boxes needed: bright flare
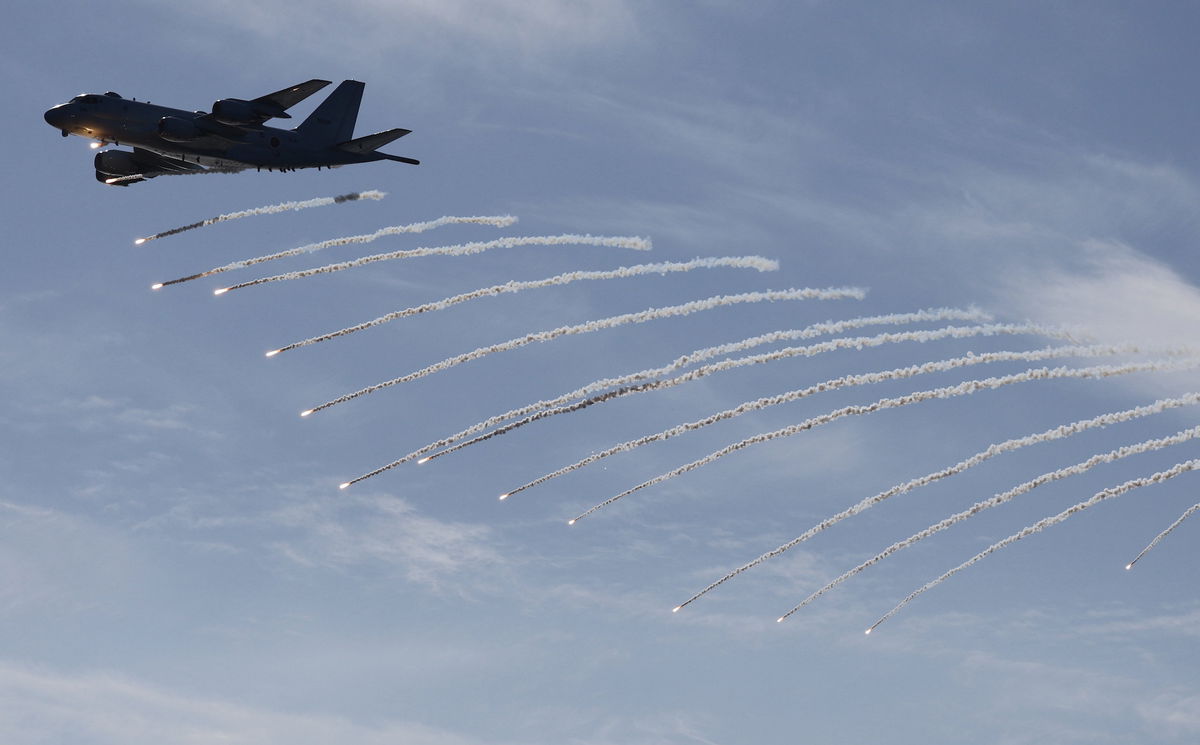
[866,458,1200,631]
[151,283,164,290]
[213,288,229,296]
[134,238,146,245]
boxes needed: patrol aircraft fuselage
[43,79,418,185]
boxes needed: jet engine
[94,150,144,186]
[157,116,203,142]
[94,150,141,176]
[212,98,258,125]
[211,98,286,125]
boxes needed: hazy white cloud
[268,493,508,592]
[371,0,637,48]
[0,661,489,745]
[141,0,637,59]
[1074,606,1200,639]
[1001,238,1200,349]
[0,501,142,616]
[1138,691,1200,740]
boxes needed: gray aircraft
[43,79,418,185]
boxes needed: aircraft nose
[44,105,70,129]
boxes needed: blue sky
[3,2,1199,743]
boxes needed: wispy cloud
[1137,691,1200,740]
[132,0,638,60]
[1072,606,1200,639]
[0,661,491,745]
[267,493,509,593]
[1002,238,1200,349]
[0,502,142,616]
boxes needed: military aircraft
[43,79,418,185]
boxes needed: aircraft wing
[255,79,333,114]
[131,147,207,174]
[100,148,239,185]
[206,79,333,125]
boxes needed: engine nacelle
[211,98,259,125]
[94,150,140,176]
[157,116,203,142]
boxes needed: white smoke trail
[340,309,992,485]
[152,215,518,289]
[1126,500,1200,569]
[307,287,865,420]
[396,308,991,466]
[776,425,1200,622]
[135,190,385,244]
[675,392,1200,611]
[519,348,1178,506]
[268,256,779,355]
[557,357,1200,516]
[865,459,1200,633]
[428,323,1079,462]
[214,233,651,294]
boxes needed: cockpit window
[71,95,102,105]
[104,92,122,98]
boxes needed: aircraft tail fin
[337,128,419,165]
[296,80,363,144]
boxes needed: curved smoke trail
[427,323,1078,462]
[1126,500,1200,569]
[510,347,1174,505]
[394,308,991,467]
[268,256,780,355]
[675,392,1200,611]
[776,425,1200,622]
[135,190,385,244]
[309,287,865,420]
[865,459,1200,633]
[154,215,519,288]
[215,233,651,293]
[556,357,1200,517]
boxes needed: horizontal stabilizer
[337,128,411,154]
[378,153,420,166]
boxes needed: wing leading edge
[208,79,333,126]
[255,79,333,116]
